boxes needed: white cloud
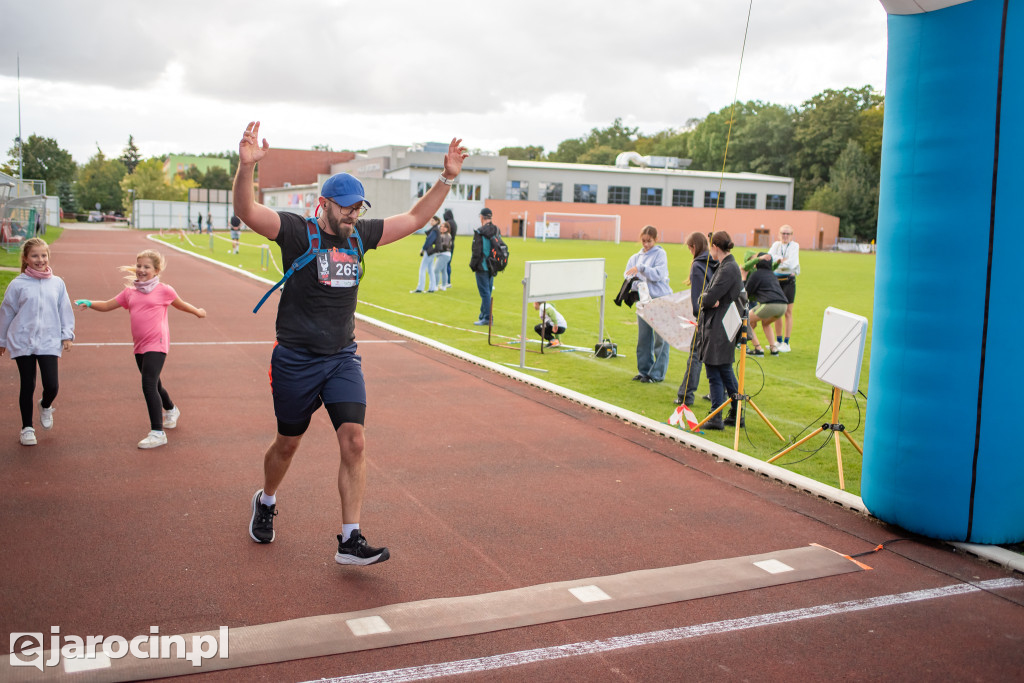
[0,0,889,164]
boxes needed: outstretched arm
[76,298,121,312]
[232,121,282,241]
[172,297,206,318]
[380,138,468,246]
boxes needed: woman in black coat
[676,231,717,406]
[699,231,744,429]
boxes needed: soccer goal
[539,212,621,244]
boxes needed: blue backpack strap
[253,218,321,313]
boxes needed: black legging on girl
[135,352,174,431]
[15,355,58,429]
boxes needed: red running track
[1,227,1022,682]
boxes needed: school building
[259,144,838,249]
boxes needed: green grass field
[154,228,876,494]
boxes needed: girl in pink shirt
[77,249,206,449]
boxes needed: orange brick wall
[484,200,839,250]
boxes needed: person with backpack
[233,121,468,566]
[469,207,503,326]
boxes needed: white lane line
[306,578,1023,683]
[72,340,407,347]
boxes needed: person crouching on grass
[76,249,206,449]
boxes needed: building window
[766,194,787,210]
[736,192,757,209]
[672,189,694,207]
[538,182,563,202]
[704,191,726,208]
[506,180,528,200]
[574,183,598,203]
[640,187,663,206]
[453,183,481,201]
[607,186,630,205]
[416,181,433,198]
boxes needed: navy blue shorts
[270,343,366,427]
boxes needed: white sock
[342,523,360,543]
[260,492,276,507]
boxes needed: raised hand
[443,137,469,178]
[239,121,270,166]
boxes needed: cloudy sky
[0,0,890,165]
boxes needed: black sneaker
[335,530,390,566]
[249,489,277,544]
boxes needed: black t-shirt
[274,211,384,355]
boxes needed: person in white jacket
[0,238,75,446]
[624,225,672,382]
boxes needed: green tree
[75,148,127,213]
[857,103,885,177]
[183,165,205,184]
[805,139,878,240]
[202,166,233,190]
[547,137,588,163]
[576,145,620,166]
[686,108,737,171]
[120,135,141,174]
[582,118,638,151]
[2,134,77,192]
[793,86,882,206]
[634,129,690,159]
[499,145,545,161]
[727,102,797,177]
[120,158,196,212]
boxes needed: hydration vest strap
[252,218,323,313]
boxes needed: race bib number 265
[317,249,360,288]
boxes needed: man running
[233,121,467,565]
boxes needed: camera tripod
[694,312,786,450]
[766,385,862,490]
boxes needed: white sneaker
[778,342,791,353]
[39,401,55,430]
[162,406,180,429]
[20,427,37,446]
[138,430,168,449]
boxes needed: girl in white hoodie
[0,237,76,446]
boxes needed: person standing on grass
[233,121,467,566]
[624,225,671,383]
[76,249,206,449]
[764,225,799,352]
[469,208,500,326]
[698,231,744,429]
[230,215,242,254]
[0,238,75,446]
[411,215,441,293]
[433,221,453,290]
[675,231,716,406]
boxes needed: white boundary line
[152,235,1024,575]
[306,578,1024,683]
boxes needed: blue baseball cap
[320,173,371,208]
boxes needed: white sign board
[816,307,869,394]
[525,258,605,300]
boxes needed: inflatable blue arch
[864,0,1022,543]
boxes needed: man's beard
[326,213,354,240]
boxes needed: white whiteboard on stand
[815,307,869,394]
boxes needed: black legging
[15,355,59,429]
[135,352,174,431]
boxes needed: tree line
[500,86,882,240]
[3,85,881,237]
[1,134,238,219]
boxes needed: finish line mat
[6,544,866,681]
